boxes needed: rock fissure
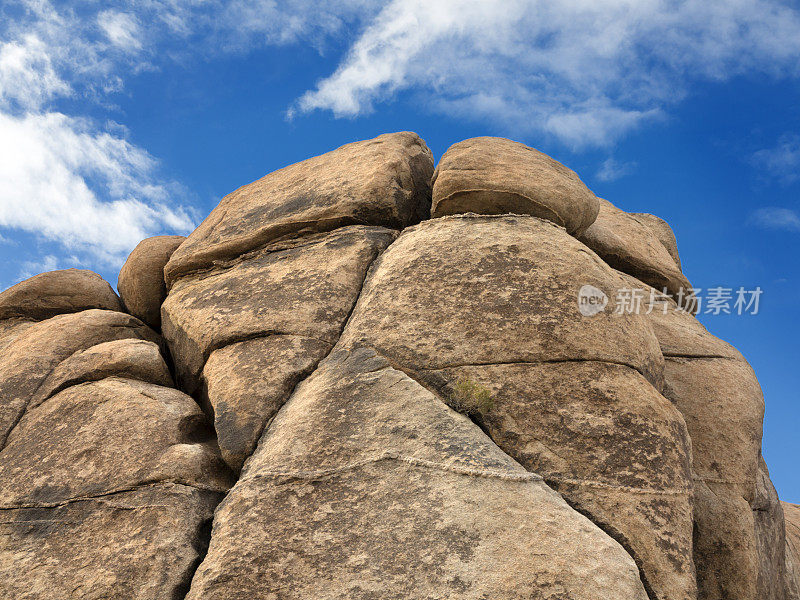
[0,481,226,510]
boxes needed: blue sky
[0,1,798,498]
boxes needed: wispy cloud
[596,157,637,183]
[295,0,800,148]
[750,207,800,232]
[0,112,196,264]
[751,134,800,184]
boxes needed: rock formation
[0,132,796,600]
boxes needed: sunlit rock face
[0,131,795,600]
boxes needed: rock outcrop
[187,349,649,600]
[0,268,122,321]
[118,235,185,329]
[0,271,231,599]
[431,136,599,235]
[337,215,694,600]
[579,198,692,300]
[0,131,796,600]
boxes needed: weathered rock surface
[165,131,433,286]
[202,334,330,471]
[753,456,788,600]
[427,362,695,600]
[338,215,696,600]
[118,235,185,329]
[339,214,663,386]
[431,136,599,235]
[627,275,768,600]
[28,338,173,411]
[162,225,395,392]
[785,502,800,599]
[0,485,219,600]
[0,269,122,321]
[0,271,232,599]
[0,309,160,447]
[580,199,692,300]
[630,212,682,270]
[186,349,649,600]
[0,376,231,505]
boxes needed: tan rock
[339,214,663,387]
[185,349,649,600]
[692,481,759,599]
[0,269,122,321]
[336,216,694,599]
[202,334,330,471]
[0,317,35,353]
[118,235,185,329]
[423,361,695,600]
[662,356,764,503]
[753,456,788,600]
[165,132,433,286]
[0,484,220,600]
[431,136,599,235]
[629,275,767,600]
[0,377,232,506]
[0,322,231,599]
[579,199,692,300]
[785,502,800,600]
[0,309,160,447]
[162,225,395,393]
[28,339,173,412]
[630,212,682,270]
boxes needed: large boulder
[164,131,433,286]
[431,136,599,235]
[0,377,232,506]
[628,274,767,600]
[0,269,122,321]
[337,216,696,600]
[0,303,232,599]
[0,309,160,447]
[185,349,649,600]
[339,215,663,384]
[118,235,185,330]
[162,226,395,393]
[579,199,692,301]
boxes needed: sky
[0,0,798,498]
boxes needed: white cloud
[0,34,69,110]
[750,207,800,232]
[295,0,800,147]
[0,111,196,265]
[19,254,61,280]
[97,11,142,51]
[0,1,201,270]
[596,157,637,183]
[751,135,800,184]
